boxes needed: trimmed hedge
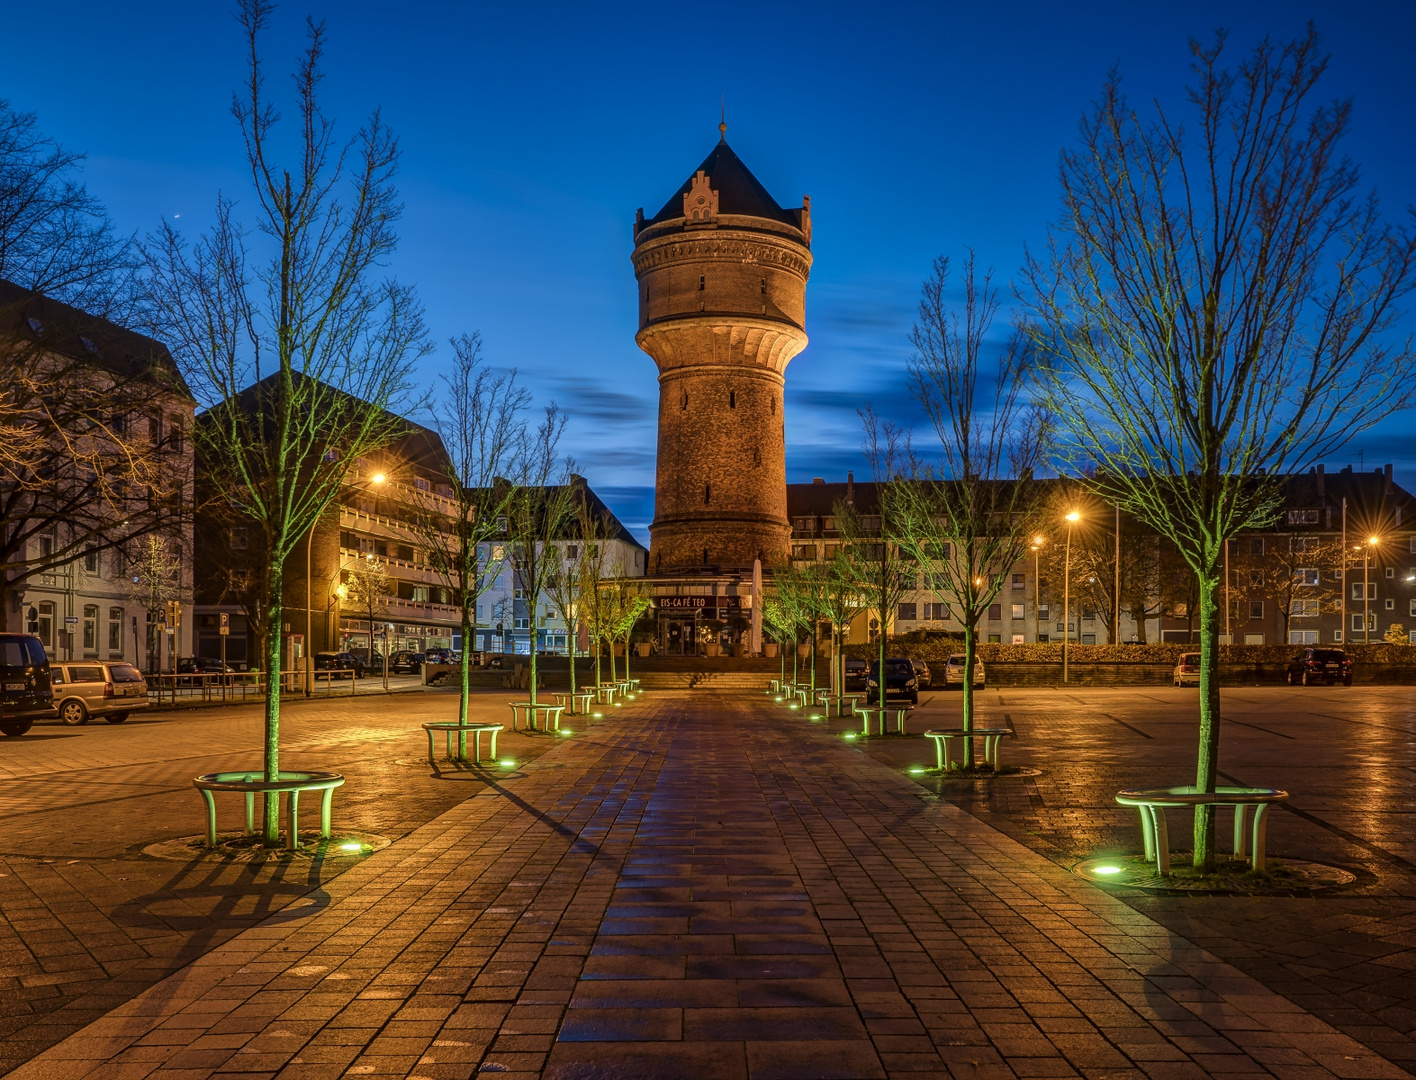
[841,639,1416,666]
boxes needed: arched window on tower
[680,389,688,411]
[770,395,776,415]
[702,547,709,565]
[704,483,711,505]
[729,390,736,409]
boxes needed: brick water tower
[632,123,812,575]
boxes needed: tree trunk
[960,623,977,768]
[458,595,473,726]
[1193,568,1222,871]
[528,612,539,708]
[876,606,886,710]
[261,564,284,847]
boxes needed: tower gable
[683,171,719,224]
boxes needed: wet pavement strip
[8,691,1409,1080]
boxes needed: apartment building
[784,466,1416,648]
[1,280,195,670]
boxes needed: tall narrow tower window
[699,275,705,291]
[753,447,761,466]
[760,278,766,294]
[680,389,688,410]
[729,390,736,409]
[770,395,777,415]
[702,547,709,565]
[704,483,711,505]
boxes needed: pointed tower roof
[645,137,801,228]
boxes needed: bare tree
[830,498,902,710]
[887,254,1050,764]
[341,555,390,666]
[412,334,527,726]
[0,98,136,318]
[1230,534,1342,643]
[128,534,183,673]
[759,594,795,686]
[503,407,574,710]
[142,2,429,845]
[544,486,612,701]
[1024,28,1416,868]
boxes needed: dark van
[0,633,56,736]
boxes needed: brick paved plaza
[2,684,1415,1079]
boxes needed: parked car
[908,658,932,689]
[52,661,148,725]
[388,650,423,675]
[0,633,55,736]
[1172,652,1201,687]
[866,657,919,704]
[942,654,986,689]
[315,651,366,678]
[843,657,869,691]
[177,657,235,675]
[424,647,454,665]
[1286,648,1353,686]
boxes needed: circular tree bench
[423,721,502,763]
[1115,785,1289,874]
[854,705,908,736]
[794,688,813,709]
[617,680,635,698]
[924,727,1011,770]
[593,685,618,705]
[192,770,344,852]
[627,678,642,694]
[554,691,594,715]
[509,701,566,732]
[768,679,781,694]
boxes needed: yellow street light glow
[1033,535,1045,545]
[1369,535,1380,545]
[371,472,387,484]
[1066,511,1080,522]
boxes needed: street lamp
[1363,535,1381,644]
[1031,535,1044,643]
[309,470,387,695]
[1063,512,1080,683]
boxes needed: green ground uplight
[909,767,925,774]
[559,729,574,737]
[613,701,622,707]
[337,841,366,853]
[773,695,784,702]
[843,732,858,740]
[809,713,823,720]
[499,759,516,769]
[592,711,604,718]
[788,703,800,710]
[1092,865,1124,875]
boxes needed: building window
[1289,630,1319,644]
[82,605,99,653]
[926,603,948,620]
[1248,601,1264,620]
[1295,568,1318,586]
[1352,583,1376,600]
[1352,613,1375,631]
[1037,633,1050,643]
[898,603,917,621]
[514,617,530,631]
[1246,570,1263,587]
[83,546,99,573]
[729,390,736,409]
[1410,599,1416,617]
[167,415,184,455]
[230,526,248,550]
[988,604,1002,621]
[1011,603,1025,620]
[36,602,54,648]
[1385,566,1395,578]
[704,483,711,505]
[1385,598,1395,610]
[411,586,429,602]
[1294,600,1320,618]
[1012,573,1025,590]
[1286,509,1319,525]
[1038,604,1050,620]
[108,608,123,653]
[1333,629,1343,642]
[1244,633,1265,645]
[1249,538,1264,555]
[987,634,1002,644]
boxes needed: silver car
[51,662,149,725]
[943,653,986,689]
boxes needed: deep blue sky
[10,1,1415,541]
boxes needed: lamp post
[1364,535,1380,643]
[1031,535,1044,643]
[1063,511,1080,683]
[307,469,386,696]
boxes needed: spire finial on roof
[719,96,727,142]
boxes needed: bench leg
[488,728,498,761]
[200,789,218,848]
[1137,807,1154,862]
[286,791,300,852]
[1150,807,1171,875]
[1233,804,1249,858]
[427,728,437,764]
[244,791,255,835]
[320,787,334,839]
[1250,804,1271,871]
[932,738,944,770]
